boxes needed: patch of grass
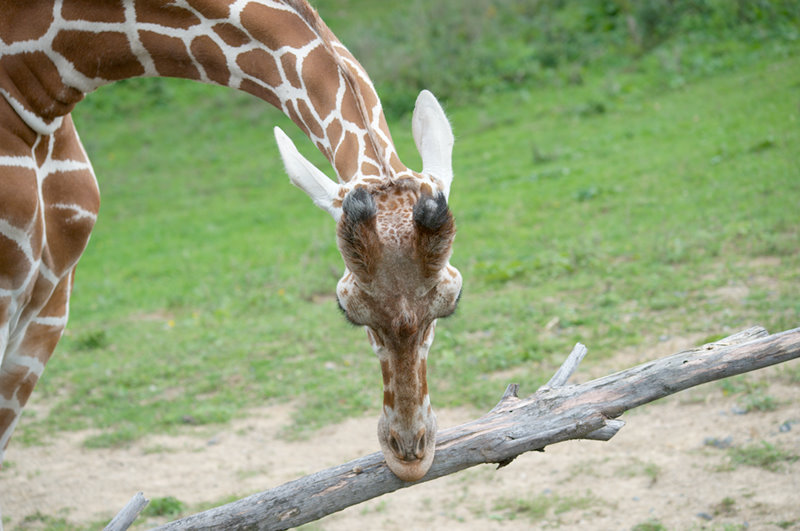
[16,511,86,531]
[719,375,780,413]
[632,518,667,531]
[141,496,185,518]
[727,441,799,472]
[713,496,738,516]
[491,491,600,522]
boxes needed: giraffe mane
[284,0,394,179]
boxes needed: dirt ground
[2,336,799,530]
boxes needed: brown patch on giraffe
[0,53,84,121]
[238,79,280,109]
[139,31,201,80]
[52,31,145,82]
[212,22,250,48]
[334,131,359,180]
[241,3,316,51]
[420,182,433,197]
[0,234,30,292]
[297,98,324,139]
[0,166,38,228]
[0,409,15,447]
[0,99,37,149]
[186,0,235,19]
[417,359,428,401]
[61,0,125,23]
[40,143,99,274]
[383,389,395,410]
[361,177,382,186]
[15,372,38,407]
[326,120,342,150]
[0,365,27,401]
[235,49,281,88]
[135,2,201,29]
[190,35,230,86]
[380,359,393,387]
[0,2,53,44]
[301,46,339,120]
[280,53,302,89]
[360,162,380,176]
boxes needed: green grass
[12,19,800,450]
[490,491,600,522]
[727,441,799,472]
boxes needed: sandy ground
[2,336,799,530]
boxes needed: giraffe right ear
[274,127,343,222]
[412,90,454,200]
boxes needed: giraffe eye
[336,297,361,327]
[439,287,463,319]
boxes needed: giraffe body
[0,0,460,487]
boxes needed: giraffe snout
[388,427,427,462]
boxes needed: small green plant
[72,329,109,351]
[713,496,737,516]
[632,518,667,531]
[18,511,78,530]
[142,496,185,518]
[728,441,799,472]
[492,491,599,522]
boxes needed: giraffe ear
[274,127,342,221]
[412,90,454,200]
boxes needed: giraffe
[0,0,461,486]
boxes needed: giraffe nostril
[414,428,426,460]
[388,429,402,458]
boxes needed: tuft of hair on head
[413,192,450,230]
[338,188,382,280]
[413,192,455,277]
[342,186,377,223]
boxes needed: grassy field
[13,4,800,454]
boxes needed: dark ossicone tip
[342,187,377,223]
[413,191,449,230]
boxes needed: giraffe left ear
[412,90,454,200]
[274,127,342,221]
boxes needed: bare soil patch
[2,337,799,530]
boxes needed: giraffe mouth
[378,411,437,482]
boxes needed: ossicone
[338,187,382,280]
[413,192,455,277]
[342,186,377,223]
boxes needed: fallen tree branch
[104,492,148,531]
[145,325,799,531]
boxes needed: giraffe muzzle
[378,409,437,482]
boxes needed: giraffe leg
[0,270,72,465]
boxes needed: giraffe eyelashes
[336,297,361,327]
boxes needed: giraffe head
[274,90,459,481]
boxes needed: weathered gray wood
[546,342,587,387]
[151,325,799,531]
[104,492,149,531]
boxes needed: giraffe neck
[0,0,407,182]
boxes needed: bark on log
[145,325,799,531]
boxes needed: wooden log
[148,325,799,531]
